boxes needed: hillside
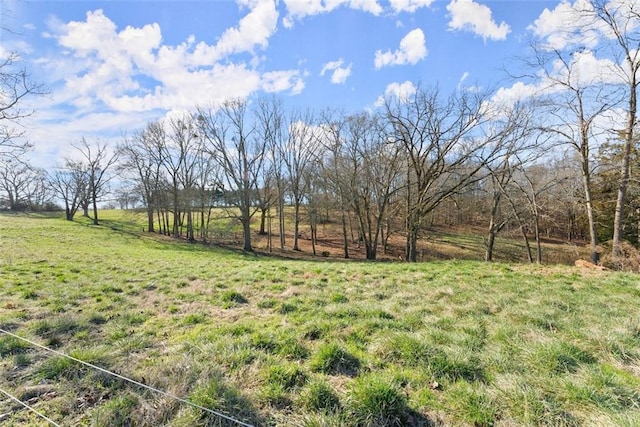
[0,212,638,426]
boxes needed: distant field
[0,212,639,426]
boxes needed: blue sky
[2,0,573,166]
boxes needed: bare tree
[384,86,501,262]
[520,43,616,264]
[588,0,640,257]
[341,112,404,260]
[168,116,201,241]
[72,138,119,225]
[0,52,45,160]
[192,129,221,242]
[511,161,569,263]
[482,102,540,262]
[255,97,289,250]
[198,99,267,252]
[254,97,285,244]
[0,157,31,210]
[285,110,318,251]
[140,121,172,235]
[49,160,89,221]
[0,156,51,211]
[117,126,165,233]
[320,112,351,258]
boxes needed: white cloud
[320,59,352,84]
[42,4,303,117]
[389,0,435,13]
[527,0,602,50]
[262,70,306,94]
[374,28,426,69]
[457,71,469,88]
[490,81,541,107]
[282,0,383,28]
[209,0,279,59]
[23,3,308,168]
[375,80,417,106]
[446,0,510,41]
[553,50,620,87]
[490,50,621,108]
[330,66,352,84]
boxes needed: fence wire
[0,328,254,427]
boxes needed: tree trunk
[406,225,418,262]
[485,192,502,262]
[340,203,349,259]
[92,190,99,225]
[582,174,599,264]
[259,207,267,235]
[612,71,637,257]
[200,208,205,240]
[519,224,533,263]
[533,210,542,264]
[172,183,180,237]
[383,218,392,255]
[157,208,163,234]
[292,201,301,251]
[186,210,194,242]
[485,228,496,262]
[65,203,74,221]
[240,187,253,252]
[278,186,285,250]
[310,222,317,256]
[268,208,272,253]
[147,208,155,233]
[612,138,633,257]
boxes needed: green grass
[0,211,639,426]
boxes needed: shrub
[600,241,640,272]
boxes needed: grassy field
[0,211,639,426]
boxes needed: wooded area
[2,0,640,267]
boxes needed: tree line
[1,0,639,266]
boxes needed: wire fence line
[0,386,62,426]
[0,328,254,427]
